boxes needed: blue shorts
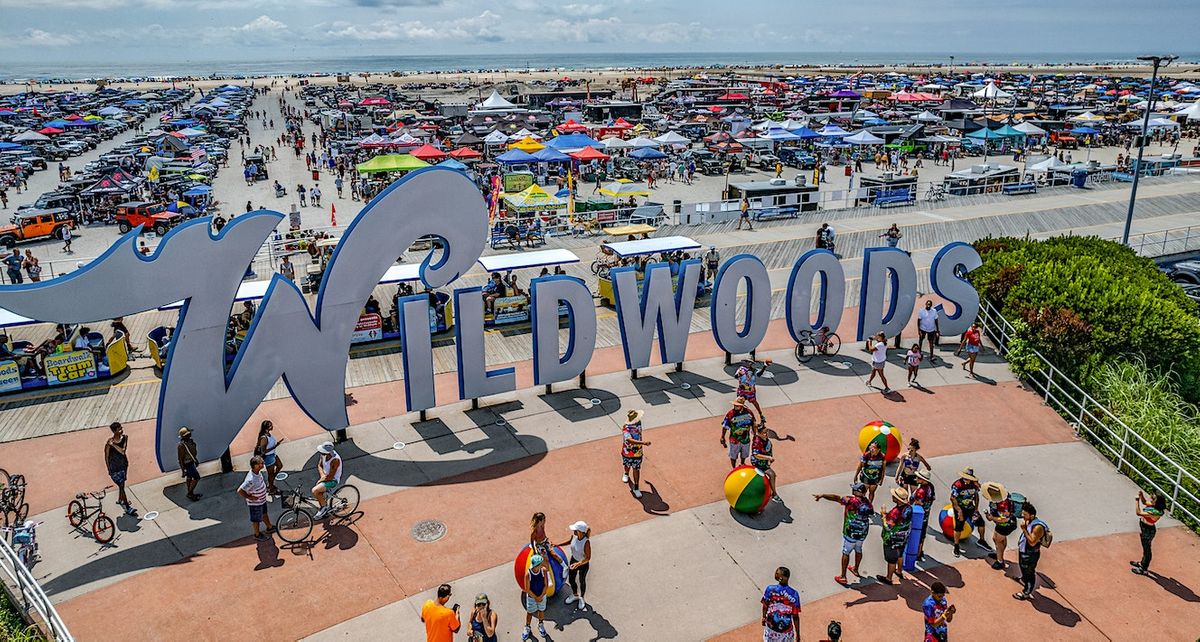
[248,503,266,523]
[182,463,200,480]
[966,344,980,354]
[622,456,642,470]
[263,453,278,467]
[109,469,128,486]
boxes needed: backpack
[1032,518,1053,548]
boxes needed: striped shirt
[238,471,268,506]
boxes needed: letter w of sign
[0,169,486,470]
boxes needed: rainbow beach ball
[725,465,772,514]
[858,420,902,463]
[513,544,568,596]
[938,503,973,540]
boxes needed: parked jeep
[114,201,183,236]
[0,208,76,248]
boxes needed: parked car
[749,152,780,170]
[1167,260,1200,284]
[0,208,76,248]
[114,201,183,236]
[778,148,817,170]
[1049,130,1078,149]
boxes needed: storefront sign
[351,313,383,344]
[44,350,97,387]
[0,168,980,471]
[492,295,530,325]
[0,361,22,393]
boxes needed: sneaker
[953,544,961,557]
[977,540,993,552]
[632,488,643,498]
[522,626,531,641]
[882,387,892,394]
[538,622,546,637]
[254,533,269,541]
[875,574,893,586]
[565,595,578,604]
[1129,560,1142,567]
[577,597,586,610]
[124,504,138,516]
[991,561,1005,570]
[771,495,783,503]
[917,553,925,562]
[621,473,629,483]
[314,506,330,519]
[1131,565,1147,576]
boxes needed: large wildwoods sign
[0,169,981,470]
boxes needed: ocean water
[4,52,1199,82]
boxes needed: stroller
[274,181,287,198]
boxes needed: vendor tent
[409,144,448,161]
[624,136,660,149]
[913,110,943,122]
[598,179,651,197]
[436,159,469,171]
[509,136,545,152]
[992,125,1027,138]
[1013,121,1047,135]
[448,147,483,160]
[532,147,571,162]
[12,130,49,142]
[844,130,885,145]
[483,131,510,145]
[818,124,850,137]
[544,133,603,151]
[504,185,566,212]
[495,149,537,164]
[972,82,1012,99]
[629,147,668,160]
[601,137,633,150]
[479,90,517,110]
[569,146,610,162]
[652,131,690,145]
[355,154,431,174]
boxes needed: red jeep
[114,202,184,236]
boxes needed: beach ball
[724,465,772,514]
[513,544,567,596]
[858,420,902,463]
[938,503,972,540]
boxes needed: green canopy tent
[503,184,567,212]
[355,154,431,174]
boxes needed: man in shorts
[237,456,274,540]
[813,482,873,585]
[313,441,342,519]
[950,467,989,557]
[761,566,801,642]
[176,427,202,501]
[721,397,756,468]
[917,300,941,361]
[735,359,772,419]
[878,487,913,585]
[621,410,651,498]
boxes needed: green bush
[973,235,1200,401]
[0,591,42,642]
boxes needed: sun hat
[569,520,589,533]
[316,441,335,454]
[731,396,747,406]
[627,409,644,423]
[891,487,911,504]
[958,467,978,482]
[982,481,1009,503]
[178,427,191,437]
[915,469,932,482]
[474,593,489,605]
[530,554,544,566]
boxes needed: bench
[753,206,800,221]
[1002,182,1038,196]
[873,189,913,208]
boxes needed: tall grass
[0,589,43,642]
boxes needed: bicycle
[589,260,612,279]
[925,185,947,202]
[794,328,842,363]
[67,486,116,544]
[1,471,28,529]
[1,520,41,568]
[275,481,360,544]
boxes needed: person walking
[854,441,886,505]
[923,581,956,642]
[522,554,550,641]
[721,397,756,468]
[176,427,202,501]
[761,566,801,642]
[905,343,924,386]
[237,456,274,541]
[621,409,651,498]
[420,584,461,642]
[911,469,936,561]
[737,196,753,230]
[469,593,498,642]
[880,223,902,249]
[5,249,23,284]
[917,300,940,361]
[1131,490,1166,575]
[104,422,137,516]
[865,332,891,393]
[704,245,720,279]
[280,255,295,282]
[955,321,983,377]
[982,481,1016,570]
[298,184,307,207]
[559,520,592,610]
[1013,502,1050,601]
[735,358,771,419]
[254,420,283,496]
[813,482,873,585]
[751,422,781,503]
[877,487,912,585]
[60,224,73,254]
[334,176,344,198]
[950,467,987,557]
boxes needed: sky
[1,0,1197,65]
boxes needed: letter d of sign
[857,247,917,342]
[929,242,982,337]
[611,259,701,369]
[709,254,771,355]
[531,275,596,386]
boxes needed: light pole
[1122,54,1177,245]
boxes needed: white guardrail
[976,297,1200,527]
[0,536,74,641]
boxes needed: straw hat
[915,469,932,482]
[178,427,192,438]
[731,396,747,407]
[958,467,978,482]
[891,487,911,504]
[982,481,1009,503]
[627,409,644,423]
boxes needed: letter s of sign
[0,168,486,470]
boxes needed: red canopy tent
[718,92,748,101]
[409,143,448,161]
[448,147,483,160]
[64,114,82,121]
[610,118,633,129]
[359,97,390,106]
[38,127,64,135]
[557,120,589,133]
[568,146,610,162]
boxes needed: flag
[160,109,174,123]
[330,203,337,227]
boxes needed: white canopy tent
[972,82,1013,100]
[844,130,885,145]
[1013,121,1048,135]
[652,131,690,145]
[478,90,517,110]
[913,110,943,122]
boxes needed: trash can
[1071,169,1087,189]
[844,166,852,177]
[311,169,320,181]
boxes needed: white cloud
[313,10,502,43]
[10,29,79,47]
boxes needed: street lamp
[1122,54,1178,246]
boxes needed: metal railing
[976,298,1200,527]
[1111,224,1200,258]
[0,537,74,641]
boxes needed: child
[906,343,923,385]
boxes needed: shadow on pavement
[549,600,619,641]
[538,387,621,422]
[632,370,733,406]
[730,500,793,530]
[1144,570,1200,603]
[253,537,283,571]
[634,482,669,516]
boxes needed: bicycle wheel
[17,544,33,568]
[0,468,8,487]
[93,514,115,543]
[795,340,812,363]
[276,508,313,544]
[824,333,842,357]
[67,500,85,528]
[13,503,27,526]
[329,485,359,518]
[590,261,601,275]
[8,475,25,507]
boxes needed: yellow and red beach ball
[513,544,568,596]
[724,465,772,514]
[938,503,972,539]
[858,420,902,462]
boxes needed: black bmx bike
[0,469,29,530]
[67,486,116,543]
[275,480,360,544]
[794,328,842,363]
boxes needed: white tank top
[264,434,277,455]
[319,452,342,483]
[569,534,588,562]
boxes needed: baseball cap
[474,593,489,605]
[569,520,589,533]
[851,482,867,494]
[317,441,335,454]
[530,554,544,566]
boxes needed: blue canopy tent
[182,185,212,197]
[991,125,1027,138]
[64,119,99,128]
[544,133,603,151]
[967,128,1008,140]
[629,147,668,160]
[436,158,468,171]
[1070,126,1099,135]
[791,126,822,139]
[532,148,571,163]
[495,149,537,164]
[43,119,70,128]
[0,142,23,151]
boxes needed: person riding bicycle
[595,244,618,272]
[312,441,342,519]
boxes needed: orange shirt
[420,599,459,642]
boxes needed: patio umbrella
[598,180,651,197]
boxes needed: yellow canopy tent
[508,136,545,152]
[503,184,566,212]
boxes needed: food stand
[596,236,708,307]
